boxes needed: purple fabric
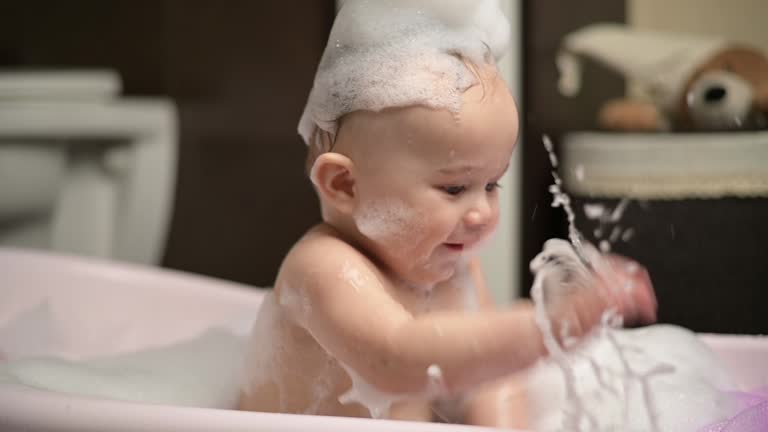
[700,388,768,432]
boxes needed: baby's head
[299,1,518,285]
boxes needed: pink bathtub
[0,248,765,432]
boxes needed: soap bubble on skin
[341,261,368,294]
[353,197,458,284]
[304,357,336,415]
[340,260,389,301]
[276,282,312,321]
[336,360,450,419]
[450,256,481,312]
[354,197,424,246]
[242,292,282,398]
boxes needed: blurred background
[0,1,765,334]
[0,1,332,287]
[522,0,768,335]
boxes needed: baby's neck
[319,212,367,251]
[316,217,455,292]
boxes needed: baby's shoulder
[280,224,378,284]
[276,224,388,315]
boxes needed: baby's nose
[463,199,492,229]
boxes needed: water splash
[337,362,447,419]
[583,198,633,253]
[543,135,593,269]
[534,135,675,432]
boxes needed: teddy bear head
[680,46,768,130]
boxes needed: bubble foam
[298,0,510,145]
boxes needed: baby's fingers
[627,265,657,324]
[602,255,657,325]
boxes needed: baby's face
[338,68,519,286]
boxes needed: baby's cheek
[430,208,460,238]
[354,198,426,247]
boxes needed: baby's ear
[310,152,357,214]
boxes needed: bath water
[532,135,738,431]
[0,325,247,409]
[542,136,593,268]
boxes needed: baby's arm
[463,243,657,428]
[460,258,530,428]
[279,239,546,399]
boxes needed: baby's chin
[404,269,457,291]
[402,254,464,288]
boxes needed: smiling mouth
[444,243,465,251]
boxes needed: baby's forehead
[342,71,515,147]
[340,103,516,177]
[340,104,462,157]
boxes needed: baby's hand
[596,253,657,326]
[530,239,657,345]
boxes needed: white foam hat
[557,23,728,112]
[298,0,510,146]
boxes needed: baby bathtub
[0,248,496,432]
[0,247,765,432]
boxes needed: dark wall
[0,1,334,287]
[572,197,768,334]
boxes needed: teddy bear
[557,24,768,132]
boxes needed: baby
[238,0,656,426]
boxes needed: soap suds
[299,0,510,144]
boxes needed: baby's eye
[485,182,502,192]
[441,185,466,196]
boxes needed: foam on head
[298,0,510,146]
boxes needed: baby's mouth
[444,243,465,252]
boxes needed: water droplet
[609,226,622,243]
[584,204,605,220]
